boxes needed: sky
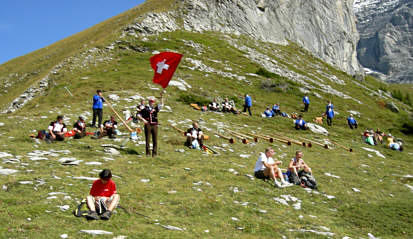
[0,0,145,64]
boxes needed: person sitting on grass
[209,98,220,111]
[374,128,384,144]
[272,103,281,116]
[294,115,308,130]
[288,150,311,185]
[73,116,86,139]
[254,147,292,188]
[347,114,358,129]
[264,107,274,118]
[387,134,403,151]
[185,121,204,149]
[364,130,375,145]
[86,169,120,220]
[47,115,67,142]
[100,116,118,139]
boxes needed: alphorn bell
[226,130,249,144]
[227,130,257,142]
[331,141,353,152]
[246,133,274,143]
[214,132,235,144]
[297,136,329,149]
[260,134,292,145]
[273,133,306,147]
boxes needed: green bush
[400,113,413,135]
[177,93,210,106]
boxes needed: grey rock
[355,0,413,83]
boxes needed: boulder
[386,102,400,113]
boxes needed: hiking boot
[100,210,112,220]
[281,182,293,188]
[86,211,99,220]
[274,181,282,188]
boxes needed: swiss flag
[150,52,183,88]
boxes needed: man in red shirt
[86,169,120,220]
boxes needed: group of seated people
[254,148,316,189]
[209,97,239,114]
[33,115,119,142]
[363,129,403,151]
[263,103,286,118]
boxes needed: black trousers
[144,124,158,157]
[304,103,309,112]
[243,105,252,116]
[348,123,358,129]
[92,108,103,127]
[327,117,333,126]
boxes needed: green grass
[0,11,413,239]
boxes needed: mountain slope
[0,1,413,238]
[355,0,413,83]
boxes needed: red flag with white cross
[150,52,183,88]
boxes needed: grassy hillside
[1,3,413,239]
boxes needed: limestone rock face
[355,0,413,83]
[181,0,361,75]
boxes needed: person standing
[138,93,164,157]
[302,95,310,112]
[347,114,358,129]
[243,94,252,116]
[325,101,334,126]
[92,90,105,128]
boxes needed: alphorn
[226,130,249,144]
[171,124,210,140]
[331,141,353,152]
[214,132,235,144]
[170,124,186,136]
[246,133,270,143]
[254,133,292,145]
[297,136,329,149]
[227,130,257,142]
[103,96,139,139]
[273,133,306,147]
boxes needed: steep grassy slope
[1,5,413,239]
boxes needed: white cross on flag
[150,52,183,88]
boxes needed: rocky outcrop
[181,0,361,75]
[355,0,413,83]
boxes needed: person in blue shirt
[264,107,274,118]
[294,115,308,130]
[325,101,334,126]
[272,103,281,116]
[302,95,310,112]
[347,114,358,129]
[243,94,252,116]
[92,90,105,128]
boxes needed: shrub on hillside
[400,113,413,135]
[177,93,210,106]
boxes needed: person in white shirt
[47,115,67,142]
[185,122,204,149]
[254,147,291,188]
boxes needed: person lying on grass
[185,121,204,149]
[254,147,292,188]
[264,107,274,118]
[86,169,120,220]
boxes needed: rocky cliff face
[180,0,361,75]
[355,0,413,83]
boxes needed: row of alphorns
[170,124,353,152]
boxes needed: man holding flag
[138,51,182,157]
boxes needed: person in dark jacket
[137,93,164,157]
[185,122,204,149]
[47,115,67,142]
[73,116,86,139]
[100,116,118,139]
[243,94,252,116]
[92,90,105,128]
